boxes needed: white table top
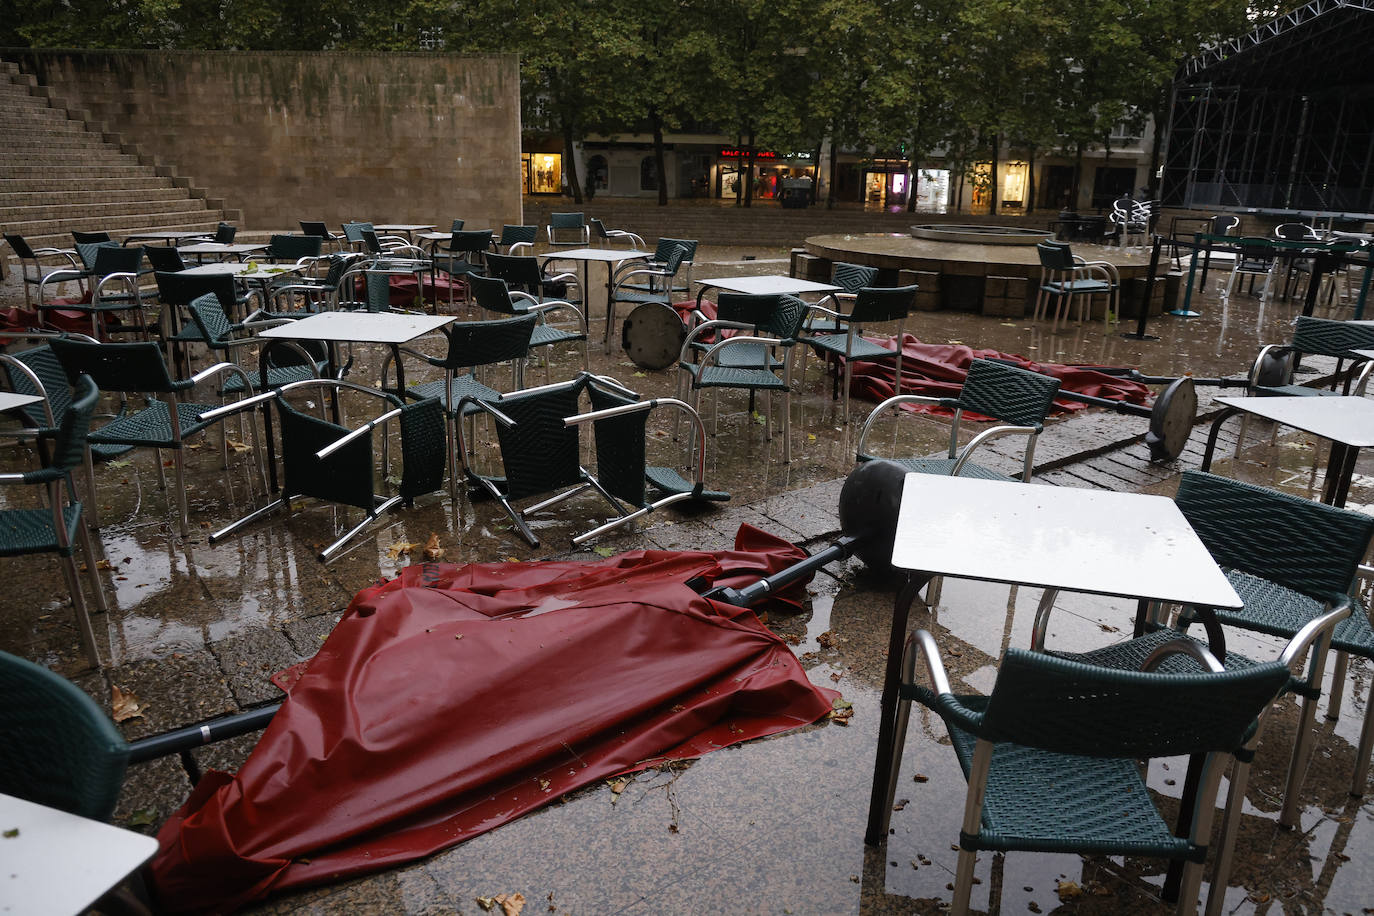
[416,230,460,242]
[373,224,436,233]
[0,792,159,916]
[123,230,212,243]
[177,242,268,255]
[891,474,1242,609]
[1215,395,1374,447]
[0,392,45,412]
[695,275,841,296]
[258,311,454,344]
[541,247,652,263]
[180,263,301,280]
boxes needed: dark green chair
[206,380,446,562]
[0,339,132,460]
[455,373,625,548]
[0,648,128,816]
[261,233,323,263]
[143,245,187,273]
[265,252,364,313]
[484,252,580,307]
[589,216,644,249]
[676,293,809,462]
[546,211,588,247]
[801,261,880,335]
[856,357,1061,481]
[3,233,85,308]
[400,313,537,488]
[799,284,917,422]
[563,380,729,544]
[431,229,494,308]
[0,375,107,667]
[298,220,343,250]
[872,631,1298,915]
[494,224,536,255]
[607,244,688,347]
[1035,471,1374,829]
[1247,315,1374,399]
[614,237,698,299]
[48,337,261,538]
[468,273,587,380]
[39,244,150,340]
[184,293,327,394]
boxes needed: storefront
[861,158,910,208]
[914,168,950,212]
[713,148,815,201]
[521,150,563,196]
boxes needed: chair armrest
[508,241,534,255]
[1140,638,1224,673]
[197,389,279,422]
[315,405,405,460]
[1279,597,1352,668]
[1248,343,1293,389]
[189,361,256,395]
[509,290,586,326]
[904,629,953,696]
[855,393,961,460]
[951,424,1040,478]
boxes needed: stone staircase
[0,59,238,265]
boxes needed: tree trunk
[907,157,920,212]
[651,109,668,206]
[743,129,755,208]
[826,141,838,210]
[811,138,824,204]
[1146,95,1168,201]
[988,133,999,215]
[955,170,965,214]
[1072,143,1084,210]
[562,123,582,205]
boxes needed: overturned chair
[202,380,446,561]
[458,373,726,548]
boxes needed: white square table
[1201,394,1374,506]
[372,223,435,242]
[259,311,454,397]
[694,275,842,302]
[0,791,159,916]
[864,472,1241,845]
[0,391,45,413]
[539,247,653,342]
[122,230,215,246]
[176,242,269,263]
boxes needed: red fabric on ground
[839,333,1152,417]
[149,526,835,913]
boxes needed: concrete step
[0,107,73,124]
[0,187,189,207]
[4,208,219,240]
[0,197,211,224]
[0,165,159,180]
[0,176,182,193]
[2,122,105,138]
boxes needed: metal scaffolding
[1161,0,1374,216]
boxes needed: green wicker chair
[1032,241,1118,332]
[546,211,589,247]
[563,380,729,544]
[799,284,917,422]
[39,245,151,341]
[0,375,107,667]
[484,252,581,308]
[428,229,494,308]
[873,631,1299,915]
[494,224,537,255]
[607,244,688,347]
[205,380,446,562]
[48,337,262,538]
[0,649,128,816]
[467,273,587,380]
[265,252,365,314]
[0,339,132,461]
[801,261,880,336]
[1246,315,1374,399]
[3,233,85,308]
[399,313,537,488]
[856,357,1062,482]
[676,293,809,463]
[589,216,644,249]
[298,220,343,250]
[613,237,698,299]
[261,233,323,263]
[1036,471,1374,833]
[183,293,327,394]
[455,373,626,548]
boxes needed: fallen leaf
[111,685,146,722]
[385,474,403,487]
[807,434,816,441]
[538,778,550,792]
[912,773,929,783]
[127,808,158,827]
[226,439,252,453]
[592,546,614,558]
[475,893,525,916]
[816,630,836,649]
[828,696,854,724]
[608,777,629,804]
[386,540,419,559]
[107,459,131,469]
[892,798,909,811]
[3,827,17,838]
[1056,880,1083,900]
[829,671,842,682]
[422,532,445,560]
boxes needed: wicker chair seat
[88,398,217,448]
[0,504,85,557]
[682,362,790,391]
[883,456,1017,481]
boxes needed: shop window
[640,156,658,191]
[526,153,562,194]
[587,156,608,192]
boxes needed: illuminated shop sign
[719,148,777,159]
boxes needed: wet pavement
[3,242,1374,914]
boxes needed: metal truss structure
[1161,0,1374,216]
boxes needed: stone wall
[9,50,521,231]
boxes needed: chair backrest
[267,234,323,260]
[1036,240,1076,271]
[653,237,698,263]
[761,294,810,340]
[155,270,237,312]
[549,212,585,230]
[1289,314,1374,359]
[978,648,1290,759]
[90,244,145,277]
[589,217,612,239]
[436,313,537,371]
[851,284,918,324]
[1209,214,1240,235]
[588,382,649,507]
[186,292,234,347]
[48,373,99,472]
[484,252,544,291]
[398,397,447,502]
[831,261,879,292]
[1236,237,1276,267]
[1275,223,1318,241]
[716,292,781,329]
[1175,470,1374,603]
[491,376,587,499]
[75,240,120,270]
[340,221,374,244]
[71,230,111,245]
[3,233,38,260]
[447,228,495,254]
[362,271,392,312]
[450,218,466,232]
[467,273,517,315]
[144,246,186,273]
[277,396,376,510]
[3,343,72,429]
[213,222,237,244]
[957,358,1061,429]
[498,225,537,247]
[0,648,130,820]
[359,229,385,255]
[658,244,688,276]
[298,220,330,238]
[49,337,179,393]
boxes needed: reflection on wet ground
[3,248,1373,914]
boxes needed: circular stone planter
[910,224,1056,245]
